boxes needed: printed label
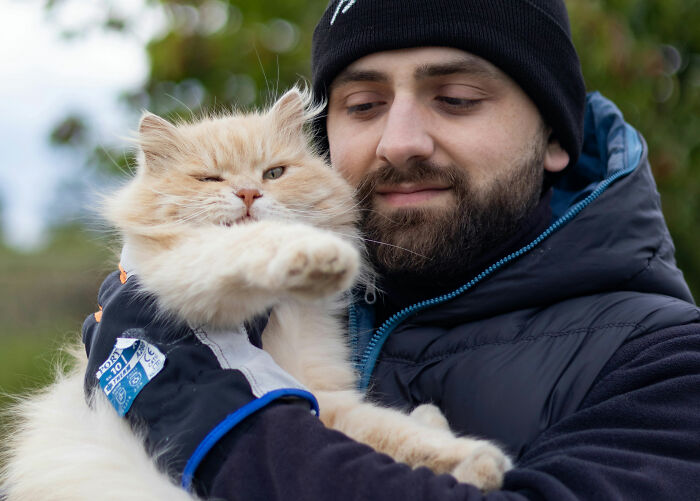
[97,337,166,416]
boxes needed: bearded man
[4,0,700,500]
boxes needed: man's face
[326,47,568,275]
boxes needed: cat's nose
[235,188,262,209]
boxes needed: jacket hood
[393,92,694,327]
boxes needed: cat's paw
[450,441,512,492]
[409,404,451,431]
[269,235,359,297]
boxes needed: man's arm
[206,323,700,500]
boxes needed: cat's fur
[0,88,510,500]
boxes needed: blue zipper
[348,296,360,369]
[355,164,638,391]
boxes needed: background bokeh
[1,0,698,426]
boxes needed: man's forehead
[330,47,505,90]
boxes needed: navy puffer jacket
[207,93,700,500]
[350,92,699,458]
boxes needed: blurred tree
[134,0,328,116]
[43,0,699,297]
[49,114,88,147]
[567,0,700,298]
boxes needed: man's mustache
[356,161,462,195]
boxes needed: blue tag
[96,337,166,416]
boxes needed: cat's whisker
[360,238,429,258]
[98,144,136,177]
[164,93,195,118]
[319,228,426,259]
[274,55,280,100]
[355,208,404,225]
[273,210,335,221]
[171,206,218,224]
[263,204,330,217]
[144,191,220,210]
[174,213,213,225]
[144,187,211,201]
[352,189,376,206]
[284,199,365,216]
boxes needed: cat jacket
[3,92,700,500]
[81,263,318,490]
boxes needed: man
[5,0,699,499]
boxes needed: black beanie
[311,0,587,167]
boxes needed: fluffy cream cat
[1,88,510,500]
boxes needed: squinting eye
[436,97,482,110]
[196,175,224,182]
[263,166,286,180]
[347,101,385,117]
[348,103,374,113]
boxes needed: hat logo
[330,0,356,25]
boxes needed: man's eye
[263,166,286,180]
[347,102,384,116]
[348,103,374,113]
[196,175,224,182]
[436,97,482,110]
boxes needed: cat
[1,87,511,500]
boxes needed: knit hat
[311,0,586,167]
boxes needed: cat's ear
[270,88,308,135]
[138,112,181,170]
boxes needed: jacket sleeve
[207,323,700,500]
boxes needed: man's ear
[543,133,570,173]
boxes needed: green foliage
[0,225,115,331]
[0,332,74,426]
[135,0,328,118]
[49,114,88,146]
[0,225,114,434]
[567,0,700,297]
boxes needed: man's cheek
[335,158,368,188]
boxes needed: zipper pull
[364,275,377,305]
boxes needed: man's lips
[374,184,452,207]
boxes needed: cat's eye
[263,166,286,180]
[196,175,224,182]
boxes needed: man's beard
[356,138,547,278]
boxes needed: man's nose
[376,96,434,167]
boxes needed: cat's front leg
[265,229,359,299]
[128,221,357,327]
[316,391,512,492]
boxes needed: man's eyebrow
[330,56,501,91]
[330,69,389,90]
[414,57,501,81]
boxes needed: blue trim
[348,302,360,370]
[357,163,639,391]
[623,126,643,175]
[181,388,319,490]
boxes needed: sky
[0,0,164,249]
